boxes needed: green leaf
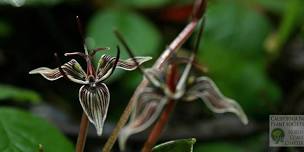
[0,107,74,152]
[152,138,196,152]
[0,84,42,103]
[194,142,243,152]
[87,9,161,81]
[204,1,271,58]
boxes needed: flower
[29,46,152,136]
[118,56,248,150]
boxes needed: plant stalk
[76,113,89,152]
[102,1,206,151]
[141,65,178,152]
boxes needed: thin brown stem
[141,65,178,152]
[102,1,206,151]
[101,22,196,152]
[76,113,89,152]
[55,53,89,152]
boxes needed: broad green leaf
[0,107,74,152]
[87,9,161,81]
[0,84,42,103]
[113,0,171,8]
[152,138,196,152]
[194,142,243,152]
[204,0,271,58]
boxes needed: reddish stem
[102,1,206,151]
[102,20,198,152]
[141,65,178,152]
[76,113,89,152]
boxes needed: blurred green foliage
[0,107,74,152]
[87,9,161,59]
[253,0,287,14]
[113,0,171,8]
[0,84,42,103]
[197,0,282,116]
[266,0,304,55]
[202,1,271,56]
[87,9,161,81]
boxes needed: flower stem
[141,65,178,152]
[76,113,89,152]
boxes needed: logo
[270,115,304,147]
[271,128,285,144]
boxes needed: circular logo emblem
[271,128,285,144]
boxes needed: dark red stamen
[106,46,120,78]
[54,52,69,80]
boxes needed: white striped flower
[117,20,248,149]
[29,46,152,136]
[118,58,248,150]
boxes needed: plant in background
[115,18,248,151]
[101,1,210,151]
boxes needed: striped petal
[29,59,88,84]
[116,56,152,71]
[96,55,152,81]
[79,83,110,136]
[184,76,248,125]
[96,54,117,81]
[119,88,167,150]
[144,68,165,88]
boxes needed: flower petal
[96,55,116,81]
[184,76,248,125]
[96,55,152,81]
[79,83,110,136]
[144,68,165,88]
[119,89,167,150]
[116,56,152,71]
[29,59,88,84]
